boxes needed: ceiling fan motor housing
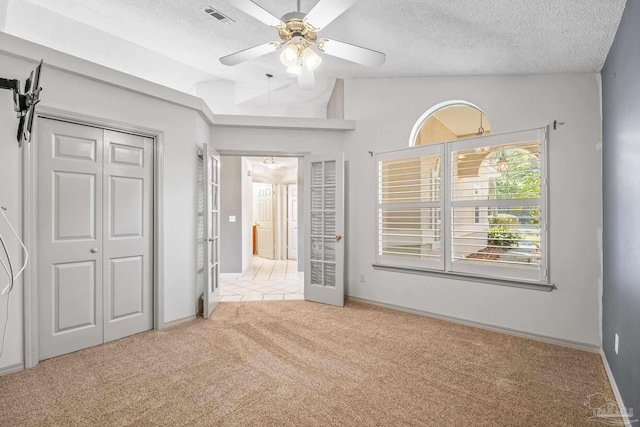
[277,12,318,44]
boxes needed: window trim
[408,100,486,147]
[371,263,554,292]
[375,127,550,288]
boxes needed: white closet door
[257,183,275,259]
[38,118,105,360]
[102,130,153,342]
[203,144,220,318]
[304,153,345,307]
[38,119,154,361]
[287,184,298,260]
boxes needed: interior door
[102,130,153,342]
[203,143,220,318]
[256,183,275,259]
[304,153,345,307]
[38,118,104,360]
[38,119,154,361]
[287,184,298,260]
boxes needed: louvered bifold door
[376,143,444,270]
[203,144,220,318]
[304,153,345,307]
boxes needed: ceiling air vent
[202,6,234,24]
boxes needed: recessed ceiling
[1,0,627,116]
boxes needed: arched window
[377,102,549,287]
[409,101,491,146]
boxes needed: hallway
[220,257,303,302]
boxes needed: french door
[202,144,220,318]
[304,153,345,307]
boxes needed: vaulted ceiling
[0,0,627,117]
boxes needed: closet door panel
[103,130,153,342]
[38,118,104,361]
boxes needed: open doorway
[219,156,303,302]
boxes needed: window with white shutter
[378,144,444,270]
[376,128,548,284]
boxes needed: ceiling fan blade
[226,0,282,27]
[220,42,280,66]
[298,67,315,90]
[305,0,356,29]
[317,38,386,67]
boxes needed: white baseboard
[220,273,243,280]
[347,296,601,353]
[0,362,24,377]
[600,350,634,427]
[163,314,197,328]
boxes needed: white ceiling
[1,0,627,116]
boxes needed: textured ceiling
[2,0,627,115]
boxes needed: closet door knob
[90,248,99,253]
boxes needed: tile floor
[220,257,304,302]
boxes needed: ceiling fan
[219,0,386,89]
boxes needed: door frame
[217,149,305,273]
[22,107,165,368]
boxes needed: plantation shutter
[377,144,444,270]
[449,128,547,282]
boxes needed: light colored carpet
[0,300,615,426]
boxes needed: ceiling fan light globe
[279,44,299,67]
[302,47,322,71]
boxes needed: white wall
[343,74,603,347]
[219,156,243,274]
[211,127,344,154]
[193,79,334,119]
[0,0,8,31]
[0,46,210,369]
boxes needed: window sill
[371,263,555,292]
